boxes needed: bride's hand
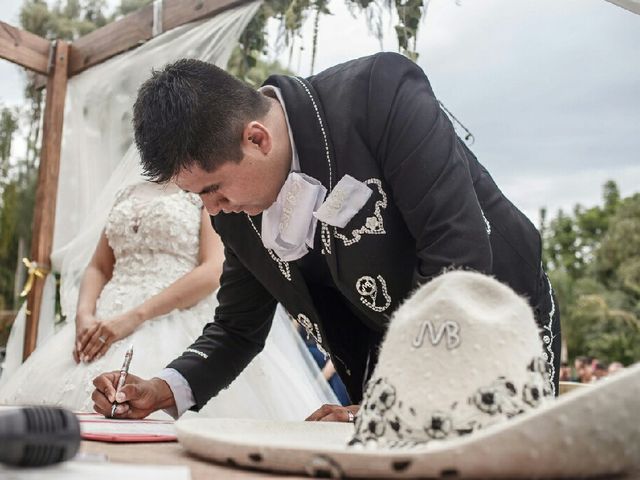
[79,313,142,363]
[74,312,98,363]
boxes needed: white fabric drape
[51,1,261,320]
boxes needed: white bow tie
[261,172,326,261]
[261,173,373,261]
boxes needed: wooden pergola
[0,0,251,361]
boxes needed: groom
[91,53,560,421]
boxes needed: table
[81,440,640,479]
[81,440,306,480]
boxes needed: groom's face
[174,155,285,217]
[175,118,291,217]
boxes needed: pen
[111,344,134,418]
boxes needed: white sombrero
[176,271,640,478]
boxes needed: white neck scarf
[261,172,327,261]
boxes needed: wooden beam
[0,21,50,74]
[68,3,154,76]
[68,0,251,76]
[23,41,69,361]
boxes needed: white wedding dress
[0,186,336,419]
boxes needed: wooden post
[23,40,69,360]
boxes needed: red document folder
[77,412,177,443]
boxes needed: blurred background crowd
[561,356,625,384]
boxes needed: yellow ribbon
[20,258,50,297]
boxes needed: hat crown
[351,271,552,448]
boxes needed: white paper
[78,413,176,437]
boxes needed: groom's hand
[91,371,176,419]
[305,404,360,423]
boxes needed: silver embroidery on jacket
[246,215,292,281]
[480,207,491,235]
[293,313,328,358]
[293,76,336,257]
[292,76,333,190]
[356,275,391,312]
[320,222,332,255]
[334,178,387,246]
[542,273,557,396]
[184,348,208,359]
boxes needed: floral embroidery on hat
[522,383,543,407]
[424,411,453,439]
[350,356,551,448]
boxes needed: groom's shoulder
[311,52,416,84]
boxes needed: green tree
[542,182,640,366]
[20,0,107,40]
[0,177,37,310]
[542,181,621,279]
[0,107,20,181]
[595,193,640,293]
[0,105,37,311]
[568,295,640,366]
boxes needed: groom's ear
[242,122,271,155]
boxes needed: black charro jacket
[167,53,560,407]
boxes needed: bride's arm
[74,230,115,362]
[80,208,223,362]
[77,231,115,316]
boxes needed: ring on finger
[347,410,355,423]
[98,336,107,344]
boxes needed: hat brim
[176,363,640,478]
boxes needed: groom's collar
[261,75,336,194]
[258,85,300,173]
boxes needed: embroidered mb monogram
[412,320,461,350]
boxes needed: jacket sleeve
[166,244,277,410]
[367,52,493,286]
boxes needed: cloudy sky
[1,0,25,106]
[1,0,639,224]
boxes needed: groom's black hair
[133,59,270,183]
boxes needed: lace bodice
[102,186,204,305]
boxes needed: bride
[0,180,336,419]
